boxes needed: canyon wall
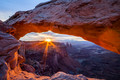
[1,0,119,79]
[0,20,102,80]
[0,21,21,80]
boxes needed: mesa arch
[5,0,120,54]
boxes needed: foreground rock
[6,0,120,54]
[50,72,101,80]
[0,32,20,79]
[0,21,20,80]
[9,71,103,80]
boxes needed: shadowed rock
[0,21,20,80]
[0,20,15,35]
[20,63,35,73]
[0,31,20,79]
[0,57,10,80]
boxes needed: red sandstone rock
[0,21,20,79]
[0,57,10,80]
[0,0,119,80]
[18,41,26,64]
[20,63,35,73]
[50,72,103,80]
[0,31,20,79]
[5,0,120,54]
[0,20,15,35]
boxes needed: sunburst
[34,38,59,70]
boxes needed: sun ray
[33,41,45,47]
[50,42,60,52]
[42,42,49,70]
[38,38,60,70]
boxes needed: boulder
[50,72,103,80]
[50,72,87,80]
[20,63,35,73]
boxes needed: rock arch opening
[1,0,120,79]
[18,31,120,80]
[19,31,88,75]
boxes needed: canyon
[0,0,120,80]
[6,0,120,54]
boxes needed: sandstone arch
[6,0,120,54]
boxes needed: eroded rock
[0,32,20,79]
[5,0,120,54]
[0,57,10,80]
[0,21,20,80]
[20,63,35,73]
[50,72,103,80]
[0,20,15,35]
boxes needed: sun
[45,38,52,42]
[36,37,58,70]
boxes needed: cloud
[0,0,50,21]
[20,31,86,42]
[0,11,14,21]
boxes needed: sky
[0,0,50,21]
[20,31,86,42]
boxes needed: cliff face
[5,0,120,54]
[0,0,120,79]
[0,21,21,80]
[0,20,99,80]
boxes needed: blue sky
[0,0,50,21]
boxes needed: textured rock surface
[9,71,102,80]
[6,0,120,54]
[0,21,103,80]
[50,72,88,80]
[18,41,26,64]
[20,63,35,73]
[50,72,103,80]
[0,31,20,79]
[0,20,15,34]
[0,21,21,80]
[9,70,50,80]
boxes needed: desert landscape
[0,0,120,80]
